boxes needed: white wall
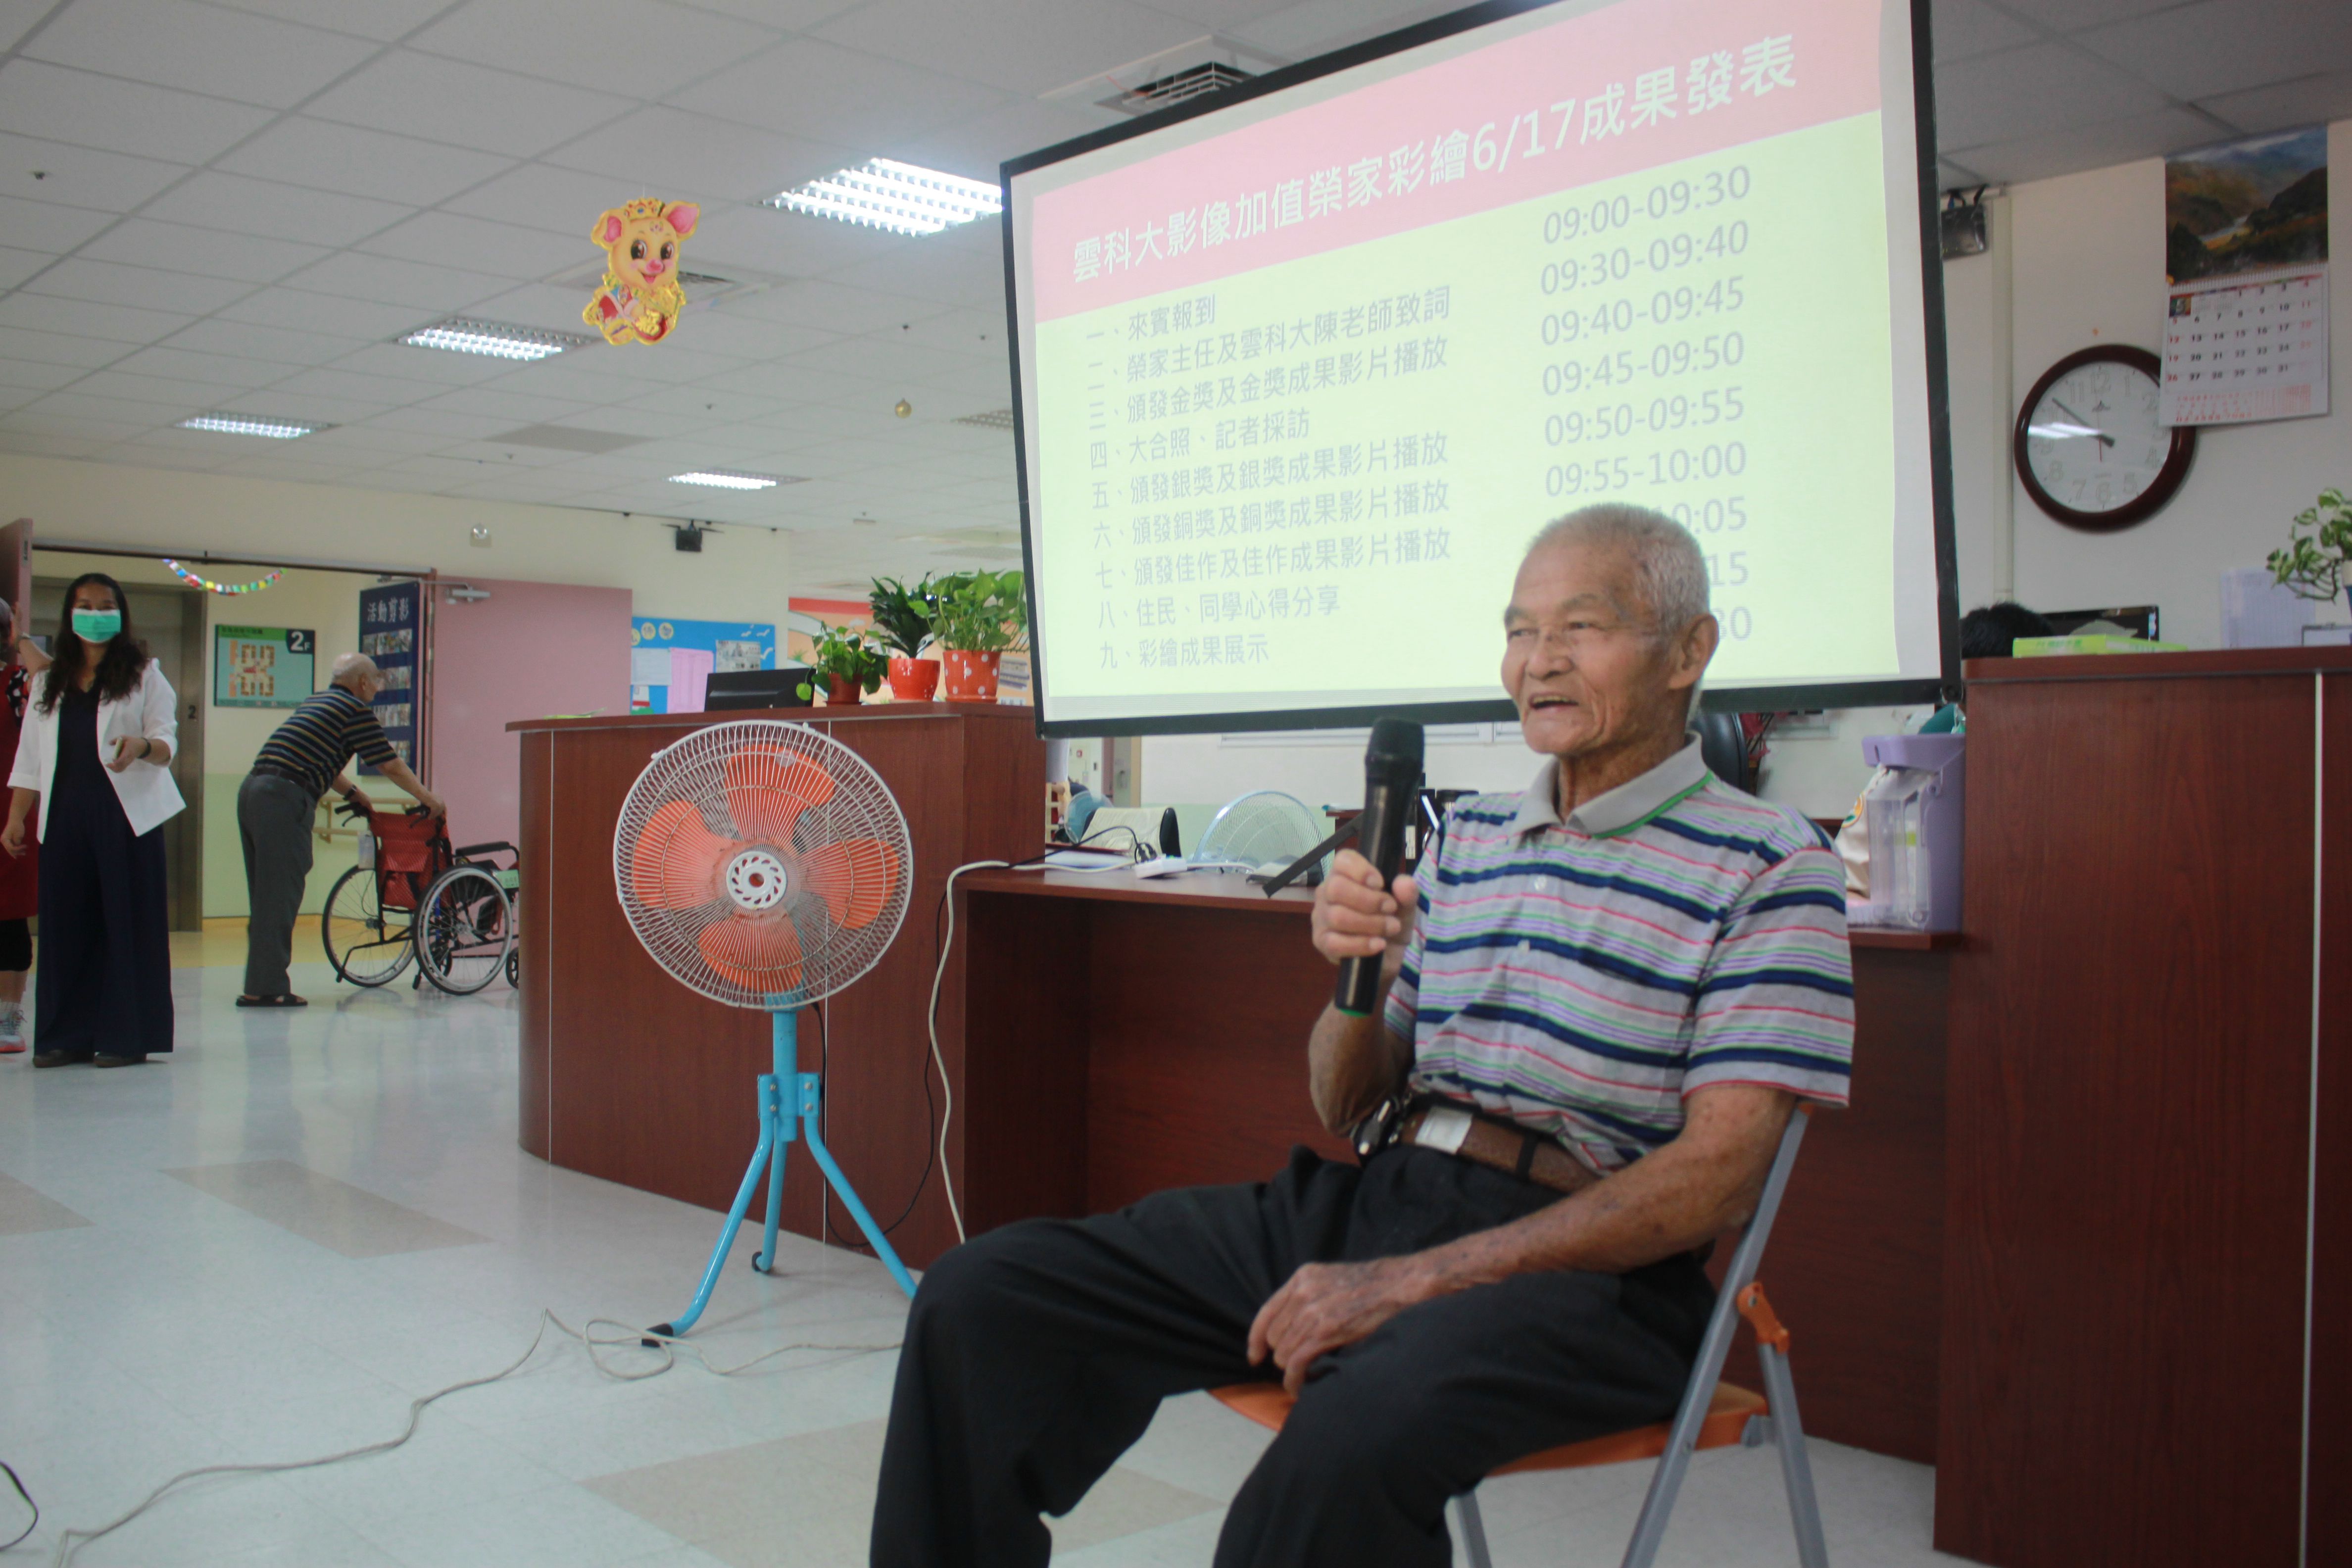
[0,454,794,629]
[1146,118,2350,821]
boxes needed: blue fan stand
[648,1000,917,1342]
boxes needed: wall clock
[2013,344,2196,532]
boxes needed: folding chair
[1212,1106,1828,1568]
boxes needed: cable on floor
[42,1308,900,1568]
[1,1461,36,1553]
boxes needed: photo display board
[357,581,423,773]
[629,618,778,714]
[214,626,315,709]
[1006,0,1957,734]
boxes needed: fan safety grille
[613,721,912,1009]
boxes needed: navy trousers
[35,765,173,1058]
[871,1145,1713,1568]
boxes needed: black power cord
[1,1460,36,1552]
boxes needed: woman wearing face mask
[2,574,183,1068]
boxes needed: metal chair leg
[1455,1490,1494,1568]
[1756,1342,1829,1568]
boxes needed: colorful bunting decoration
[164,559,282,595]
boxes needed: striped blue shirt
[1385,738,1854,1172]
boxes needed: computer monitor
[705,668,813,711]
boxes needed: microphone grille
[1367,716,1424,769]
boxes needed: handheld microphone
[1334,717,1424,1017]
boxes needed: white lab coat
[7,664,185,838]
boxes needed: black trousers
[34,779,173,1058]
[238,772,314,997]
[872,1145,1714,1568]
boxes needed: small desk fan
[613,719,918,1334]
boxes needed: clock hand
[2049,397,2115,446]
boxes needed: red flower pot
[940,648,1001,702]
[886,656,940,701]
[823,674,865,706]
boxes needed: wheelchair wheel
[322,866,414,987]
[416,865,515,996]
[505,947,519,988]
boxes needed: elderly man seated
[870,503,1854,1568]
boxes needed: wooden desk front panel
[1939,670,2322,1568]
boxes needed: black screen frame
[1000,0,1959,738]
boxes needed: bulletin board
[357,581,424,774]
[214,626,315,708]
[630,617,777,714]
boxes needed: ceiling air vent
[953,409,1019,431]
[1102,60,1254,115]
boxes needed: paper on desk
[1040,849,1134,873]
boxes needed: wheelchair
[321,799,520,996]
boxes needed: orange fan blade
[724,746,835,844]
[799,837,901,930]
[698,911,805,994]
[631,799,735,910]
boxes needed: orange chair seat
[1209,1380,1766,1475]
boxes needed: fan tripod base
[648,1008,917,1345]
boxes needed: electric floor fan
[612,720,918,1334]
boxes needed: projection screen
[1005,0,1957,735]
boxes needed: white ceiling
[1,0,2347,593]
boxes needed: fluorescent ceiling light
[670,470,796,490]
[399,318,596,361]
[767,158,1002,237]
[177,414,327,439]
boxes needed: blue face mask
[71,608,122,643]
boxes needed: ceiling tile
[160,317,373,366]
[1931,0,2041,61]
[0,358,93,392]
[1949,104,2225,185]
[25,0,381,108]
[0,194,117,254]
[69,366,235,409]
[0,60,276,163]
[304,50,623,158]
[0,133,190,213]
[719,278,947,335]
[0,244,49,290]
[0,325,138,369]
[669,0,865,30]
[216,386,400,422]
[824,237,1011,311]
[1932,42,2170,149]
[24,256,255,314]
[2075,0,2352,102]
[406,0,780,98]
[2197,67,2352,135]
[197,0,454,43]
[276,250,520,312]
[105,345,295,388]
[369,405,518,438]
[686,38,1012,149]
[364,211,585,280]
[141,171,415,246]
[0,292,195,343]
[685,204,914,282]
[216,118,517,207]
[215,287,435,341]
[260,363,444,406]
[1223,0,1447,59]
[2008,0,2209,31]
[20,389,192,424]
[540,106,847,202]
[645,305,838,360]
[885,97,1127,182]
[437,161,650,239]
[78,218,332,283]
[813,0,1200,96]
[460,282,611,335]
[327,340,519,386]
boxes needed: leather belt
[1359,1094,1598,1197]
[250,761,320,797]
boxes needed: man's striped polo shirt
[252,685,396,801]
[1384,736,1854,1173]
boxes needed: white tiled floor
[0,957,1978,1566]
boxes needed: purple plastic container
[1858,733,1966,932]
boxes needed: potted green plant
[869,575,943,701]
[2268,488,2352,618]
[931,569,1027,702]
[795,622,888,706]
